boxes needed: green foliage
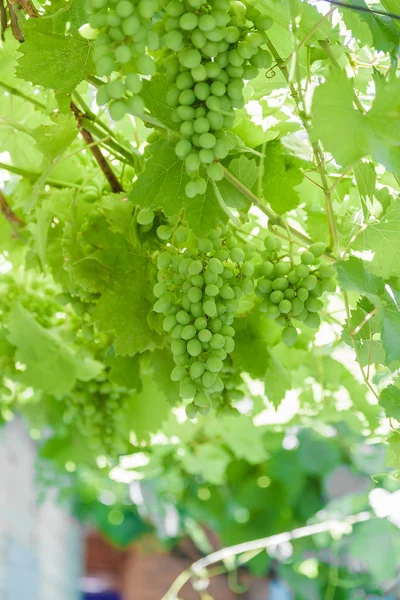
[2,0,400,595]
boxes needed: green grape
[279,299,292,314]
[297,287,309,302]
[166,30,184,51]
[180,379,197,399]
[171,365,187,381]
[209,318,222,332]
[210,333,225,349]
[136,54,156,75]
[206,355,223,372]
[205,284,219,297]
[309,242,326,258]
[188,259,202,275]
[137,208,154,225]
[172,339,187,356]
[295,263,309,279]
[198,329,212,342]
[203,299,217,317]
[185,402,198,419]
[175,225,189,243]
[175,140,192,159]
[274,261,291,276]
[302,275,318,291]
[318,264,335,279]
[272,277,289,291]
[301,251,315,265]
[267,305,280,319]
[181,324,197,340]
[250,49,272,69]
[190,361,206,379]
[188,287,202,303]
[206,162,224,181]
[284,288,296,300]
[193,390,210,408]
[187,338,202,356]
[202,371,217,387]
[126,73,143,94]
[304,312,321,329]
[163,314,177,332]
[282,326,298,347]
[224,337,235,353]
[229,247,244,263]
[198,238,213,253]
[208,257,223,274]
[270,290,284,304]
[158,252,172,269]
[153,282,167,298]
[180,12,198,29]
[290,297,304,316]
[174,310,189,325]
[199,132,216,149]
[305,297,324,313]
[195,317,208,330]
[96,56,114,76]
[179,48,202,68]
[191,274,204,287]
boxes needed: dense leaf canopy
[2,0,400,596]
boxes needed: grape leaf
[380,384,400,420]
[264,351,292,409]
[92,259,163,356]
[129,140,228,235]
[7,304,79,394]
[17,19,93,94]
[312,70,367,166]
[141,75,177,131]
[181,443,231,485]
[262,141,304,214]
[31,114,78,162]
[348,519,398,584]
[216,416,267,464]
[127,373,170,442]
[335,256,384,299]
[217,155,258,210]
[382,305,400,364]
[353,200,400,279]
[232,312,280,379]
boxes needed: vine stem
[0,161,81,188]
[0,189,24,227]
[71,102,123,193]
[162,512,371,600]
[0,81,46,110]
[72,92,140,166]
[222,167,313,246]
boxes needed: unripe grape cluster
[63,374,129,455]
[87,0,160,120]
[153,227,255,418]
[158,0,273,197]
[255,237,336,346]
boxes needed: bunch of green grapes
[255,236,336,346]
[157,0,272,197]
[87,0,160,120]
[63,374,130,456]
[153,226,255,418]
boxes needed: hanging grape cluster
[63,374,130,456]
[86,0,160,120]
[153,226,255,418]
[159,0,272,197]
[255,236,336,346]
